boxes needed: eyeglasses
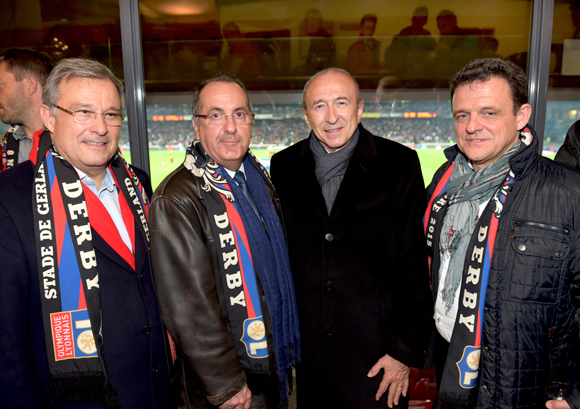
[54,105,125,126]
[194,111,255,125]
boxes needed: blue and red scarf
[184,141,300,403]
[32,131,151,408]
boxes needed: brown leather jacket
[149,163,283,408]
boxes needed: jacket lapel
[91,228,137,275]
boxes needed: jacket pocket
[508,220,570,304]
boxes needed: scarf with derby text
[424,128,533,408]
[32,131,151,408]
[184,140,300,403]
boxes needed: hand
[367,354,410,408]
[218,384,252,409]
[546,400,571,409]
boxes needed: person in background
[0,48,52,171]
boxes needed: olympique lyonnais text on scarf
[32,130,150,408]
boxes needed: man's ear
[516,103,532,130]
[301,107,312,130]
[40,105,55,133]
[192,118,200,141]
[24,76,39,96]
[357,99,365,123]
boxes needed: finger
[402,378,409,397]
[368,361,381,378]
[375,377,390,401]
[387,383,399,408]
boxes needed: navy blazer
[0,160,173,409]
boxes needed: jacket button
[142,326,152,335]
[484,307,489,313]
[518,244,526,251]
[151,365,158,375]
[482,346,489,352]
[325,233,334,242]
[481,385,488,392]
[326,281,333,290]
[556,251,563,258]
[325,326,333,336]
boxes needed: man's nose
[89,114,108,135]
[466,115,483,134]
[224,114,237,133]
[326,106,339,124]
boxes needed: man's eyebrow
[311,96,350,106]
[205,106,250,113]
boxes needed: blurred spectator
[222,22,261,78]
[347,14,381,75]
[384,6,436,81]
[293,9,336,75]
[572,1,580,38]
[433,10,478,80]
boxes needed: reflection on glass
[547,1,580,152]
[136,0,530,92]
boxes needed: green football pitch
[137,147,449,191]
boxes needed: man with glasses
[0,48,52,171]
[0,58,173,408]
[149,75,299,409]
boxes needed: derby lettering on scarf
[214,211,247,308]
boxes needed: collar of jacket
[297,123,378,160]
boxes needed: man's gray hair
[302,68,361,109]
[43,58,125,114]
[191,74,252,125]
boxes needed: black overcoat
[270,125,433,409]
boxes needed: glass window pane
[141,0,532,189]
[546,0,580,162]
[0,0,129,159]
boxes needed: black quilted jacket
[427,125,580,409]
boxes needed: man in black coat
[270,68,433,409]
[0,58,172,408]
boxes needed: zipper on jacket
[510,220,569,238]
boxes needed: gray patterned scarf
[440,139,521,313]
[310,129,360,214]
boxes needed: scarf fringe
[48,372,120,408]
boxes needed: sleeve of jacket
[388,150,434,368]
[567,195,580,409]
[555,120,580,171]
[0,200,47,408]
[149,184,246,406]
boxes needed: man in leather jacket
[149,75,299,409]
[426,58,580,409]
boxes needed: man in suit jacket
[0,58,173,408]
[270,68,433,409]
